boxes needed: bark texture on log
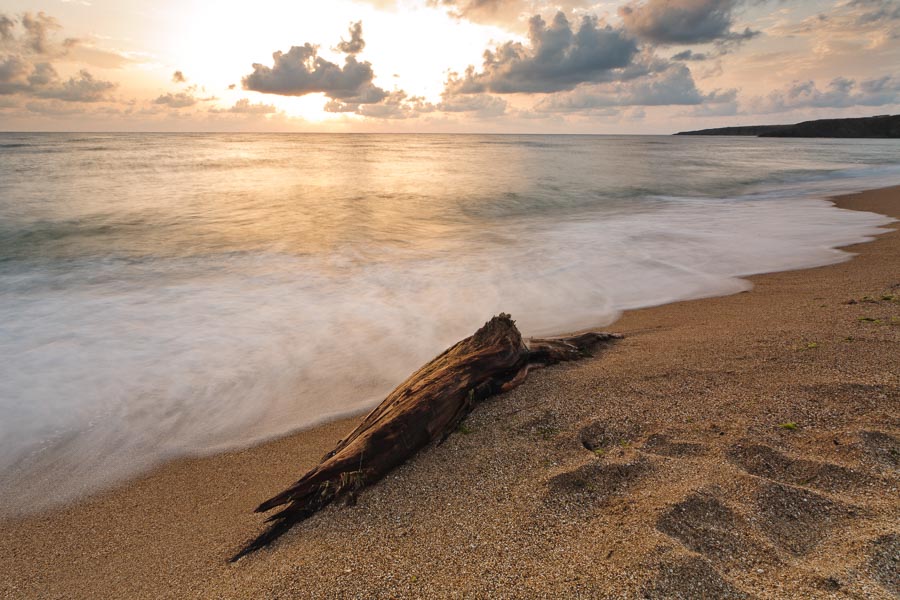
[231,314,620,561]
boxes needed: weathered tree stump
[231,313,620,561]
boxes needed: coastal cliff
[676,114,900,138]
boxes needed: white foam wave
[0,192,893,515]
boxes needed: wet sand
[1,186,898,599]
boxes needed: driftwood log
[232,314,620,561]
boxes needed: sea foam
[0,133,896,514]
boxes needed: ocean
[0,133,897,514]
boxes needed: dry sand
[1,187,898,599]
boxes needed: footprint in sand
[860,430,900,471]
[545,456,650,508]
[641,555,750,599]
[726,442,871,493]
[753,481,856,555]
[579,419,643,452]
[867,533,900,595]
[655,492,770,567]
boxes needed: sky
[0,0,898,133]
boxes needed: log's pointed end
[255,494,287,514]
[236,486,335,561]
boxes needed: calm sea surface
[1,133,897,514]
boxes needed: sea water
[0,133,897,514]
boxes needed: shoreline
[1,185,898,598]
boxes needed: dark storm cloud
[618,0,758,45]
[242,23,387,104]
[444,12,639,95]
[335,21,365,55]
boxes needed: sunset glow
[1,1,898,131]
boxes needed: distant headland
[675,114,900,138]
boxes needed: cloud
[324,87,508,120]
[0,13,136,70]
[324,89,435,119]
[25,98,83,115]
[437,92,508,116]
[243,45,387,102]
[153,85,216,109]
[35,69,115,102]
[687,99,738,116]
[21,11,62,54]
[618,0,758,45]
[847,0,900,25]
[356,0,400,9]
[66,44,136,69]
[1,11,78,59]
[0,57,115,101]
[671,49,709,61]
[172,70,186,83]
[211,98,278,114]
[627,106,646,120]
[153,91,197,108]
[430,0,523,21]
[428,0,591,28]
[534,63,736,111]
[430,0,530,27]
[444,12,639,95]
[0,55,31,94]
[0,15,15,41]
[357,91,432,118]
[0,12,116,102]
[335,21,365,55]
[769,0,899,53]
[749,76,900,113]
[242,23,388,105]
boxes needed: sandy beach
[1,186,897,599]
